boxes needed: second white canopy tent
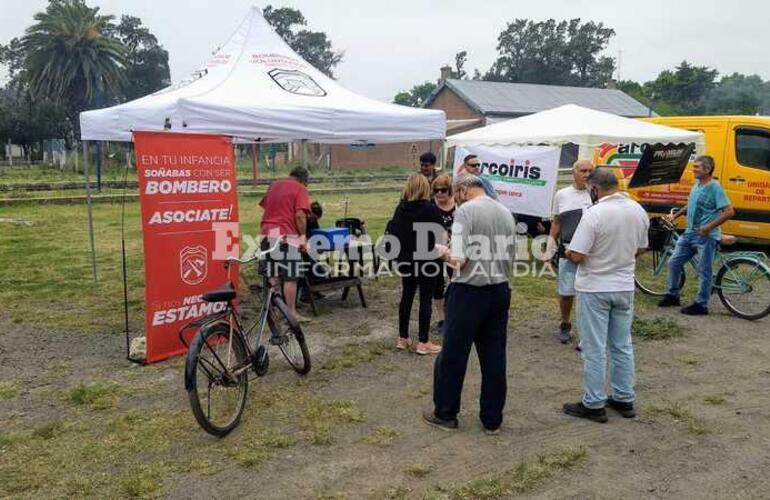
[446,104,704,161]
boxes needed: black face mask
[589,186,599,204]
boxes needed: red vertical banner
[133,132,240,363]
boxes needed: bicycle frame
[649,224,768,293]
[237,272,278,355]
[180,240,284,379]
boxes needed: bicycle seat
[202,282,237,303]
[720,235,737,246]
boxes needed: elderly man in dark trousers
[423,174,516,434]
[563,168,649,423]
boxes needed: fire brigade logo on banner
[179,245,208,285]
[268,69,327,97]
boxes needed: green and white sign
[454,145,560,217]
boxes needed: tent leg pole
[84,141,98,283]
[251,143,258,187]
[95,141,102,192]
[301,139,308,170]
[440,139,448,172]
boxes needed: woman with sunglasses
[431,174,455,335]
[389,174,446,355]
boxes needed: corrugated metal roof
[437,79,653,118]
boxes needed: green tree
[705,73,770,115]
[644,61,718,115]
[485,18,615,87]
[0,87,69,156]
[454,50,468,79]
[1,1,169,149]
[23,0,126,111]
[263,5,343,78]
[0,37,69,151]
[617,79,652,108]
[566,20,615,87]
[111,15,171,101]
[0,38,27,88]
[393,81,437,107]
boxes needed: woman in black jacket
[389,174,446,355]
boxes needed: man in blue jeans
[658,155,735,315]
[563,168,649,423]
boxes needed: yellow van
[593,116,770,243]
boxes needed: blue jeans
[576,291,635,409]
[666,232,717,307]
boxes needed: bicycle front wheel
[268,296,311,375]
[186,323,249,436]
[716,257,770,320]
[635,249,683,296]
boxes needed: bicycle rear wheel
[268,295,311,375]
[186,323,249,436]
[635,249,683,296]
[716,257,770,320]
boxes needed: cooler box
[311,227,350,250]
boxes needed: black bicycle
[180,241,311,436]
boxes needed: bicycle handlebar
[658,216,677,231]
[224,238,283,266]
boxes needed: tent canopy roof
[80,6,445,143]
[446,104,703,148]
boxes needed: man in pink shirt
[260,166,312,322]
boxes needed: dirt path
[1,279,769,499]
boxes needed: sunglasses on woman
[433,187,450,194]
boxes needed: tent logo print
[180,245,208,285]
[268,69,327,97]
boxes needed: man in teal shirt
[658,155,735,315]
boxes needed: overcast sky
[1,0,768,101]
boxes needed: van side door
[723,121,770,236]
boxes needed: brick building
[322,70,651,170]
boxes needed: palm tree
[23,0,126,111]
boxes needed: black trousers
[433,282,511,429]
[399,275,436,342]
[433,264,454,300]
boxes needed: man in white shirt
[548,160,593,343]
[563,168,649,423]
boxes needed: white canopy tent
[446,104,703,150]
[78,6,445,288]
[444,104,705,222]
[80,6,445,143]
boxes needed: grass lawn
[0,190,410,334]
[0,188,559,334]
[0,160,413,186]
[5,165,715,341]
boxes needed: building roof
[427,79,653,118]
